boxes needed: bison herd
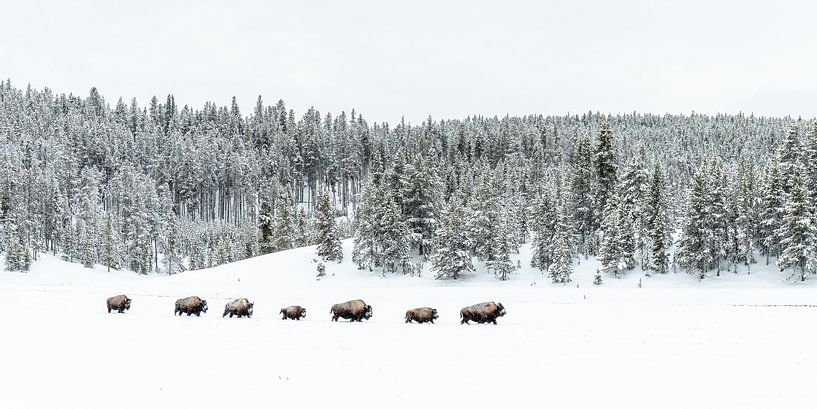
[106,296,507,325]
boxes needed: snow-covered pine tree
[619,152,650,268]
[379,196,413,275]
[102,211,121,272]
[549,195,573,284]
[315,191,343,262]
[759,156,785,264]
[570,133,595,254]
[646,163,671,273]
[352,176,385,271]
[708,160,728,276]
[776,163,817,281]
[258,187,275,255]
[486,207,516,281]
[777,125,800,195]
[467,164,501,262]
[402,150,442,256]
[272,190,297,252]
[677,167,712,279]
[593,124,618,231]
[431,199,474,279]
[734,161,757,273]
[530,186,557,272]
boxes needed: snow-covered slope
[1,241,816,409]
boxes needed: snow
[2,242,817,408]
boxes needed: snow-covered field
[2,241,817,408]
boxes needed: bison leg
[107,307,111,313]
[296,317,300,320]
[196,311,201,317]
[118,309,124,314]
[331,315,338,322]
[405,317,411,324]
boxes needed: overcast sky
[2,0,815,124]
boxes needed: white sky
[2,0,816,124]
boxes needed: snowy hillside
[2,241,817,409]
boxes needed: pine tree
[379,198,413,275]
[402,151,442,256]
[431,199,475,279]
[102,212,121,272]
[315,192,343,262]
[487,209,516,281]
[570,134,595,254]
[677,167,712,279]
[353,178,385,270]
[258,188,275,255]
[734,161,756,273]
[549,199,573,284]
[272,191,296,252]
[759,157,785,264]
[530,188,557,272]
[776,163,817,281]
[593,124,617,230]
[646,164,671,273]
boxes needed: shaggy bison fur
[405,307,438,324]
[223,298,253,318]
[280,305,307,320]
[175,296,208,316]
[330,299,372,322]
[106,294,131,313]
[460,301,506,325]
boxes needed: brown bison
[460,301,506,325]
[223,298,253,318]
[405,307,438,324]
[330,299,372,322]
[280,305,307,320]
[106,294,131,313]
[175,296,208,316]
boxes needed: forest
[0,80,814,282]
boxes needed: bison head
[431,309,439,319]
[496,303,506,316]
[300,308,307,318]
[363,305,373,320]
[247,303,254,317]
[201,300,209,313]
[124,298,132,310]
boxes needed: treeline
[0,81,812,281]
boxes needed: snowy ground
[2,241,817,408]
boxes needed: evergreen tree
[379,197,413,275]
[677,168,712,279]
[272,191,296,252]
[646,164,671,273]
[353,178,385,270]
[549,198,573,284]
[570,134,595,253]
[487,207,516,281]
[593,124,617,230]
[402,150,442,256]
[432,200,474,279]
[530,188,557,272]
[759,157,785,264]
[315,192,343,262]
[776,163,817,281]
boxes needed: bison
[405,307,438,324]
[460,301,506,325]
[106,294,131,313]
[280,305,307,320]
[330,299,372,322]
[175,296,208,316]
[223,298,253,318]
